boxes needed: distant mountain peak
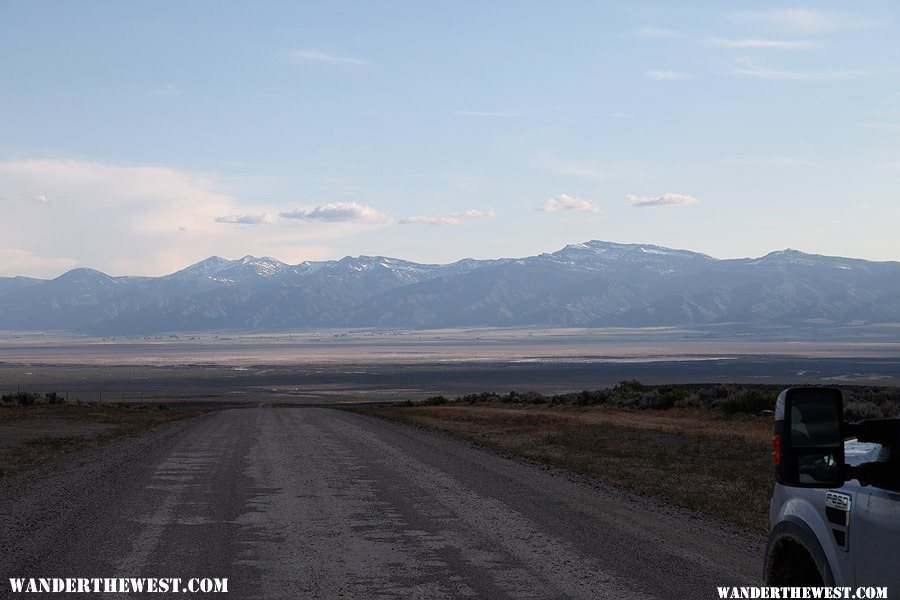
[758,248,826,266]
[197,255,228,265]
[554,240,713,262]
[167,256,233,280]
[53,267,115,282]
[765,248,804,257]
[237,255,283,265]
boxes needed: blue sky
[1,1,898,276]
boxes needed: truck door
[852,477,900,589]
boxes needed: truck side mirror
[774,387,845,488]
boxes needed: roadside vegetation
[0,392,205,477]
[363,382,900,532]
[404,381,900,419]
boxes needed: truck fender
[764,516,835,586]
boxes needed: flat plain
[1,330,899,404]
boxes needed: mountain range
[1,240,899,335]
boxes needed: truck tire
[764,518,834,586]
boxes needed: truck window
[790,398,842,485]
[790,403,841,448]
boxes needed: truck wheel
[765,536,824,586]
[765,518,834,586]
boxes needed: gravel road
[0,406,765,598]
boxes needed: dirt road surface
[0,407,764,598]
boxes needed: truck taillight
[772,433,781,464]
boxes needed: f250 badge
[826,491,852,512]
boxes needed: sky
[1,1,898,277]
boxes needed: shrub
[1,392,39,406]
[714,389,776,415]
[845,401,889,421]
[655,386,688,409]
[614,379,647,394]
[45,392,66,405]
[743,389,776,413]
[422,396,449,406]
[418,383,896,418]
[519,391,546,404]
[572,389,609,406]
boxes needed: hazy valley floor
[1,352,899,406]
[0,406,763,599]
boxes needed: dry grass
[363,404,773,531]
[0,404,206,477]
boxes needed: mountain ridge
[1,240,898,334]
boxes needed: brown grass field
[0,404,205,477]
[362,404,773,531]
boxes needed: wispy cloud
[857,122,900,130]
[626,193,697,208]
[728,58,866,80]
[280,202,388,223]
[706,37,819,50]
[285,49,366,66]
[20,193,53,206]
[722,156,814,167]
[631,26,684,39]
[214,213,274,225]
[154,83,182,97]
[727,8,874,35]
[452,110,523,118]
[399,209,495,226]
[536,194,602,214]
[645,69,689,81]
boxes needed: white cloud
[462,209,495,218]
[280,202,389,223]
[286,49,366,66]
[706,37,819,50]
[214,213,274,225]
[626,193,698,208]
[0,159,368,277]
[399,209,495,226]
[645,69,689,81]
[536,194,602,214]
[728,58,866,80]
[727,8,874,35]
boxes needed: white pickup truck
[764,387,899,592]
